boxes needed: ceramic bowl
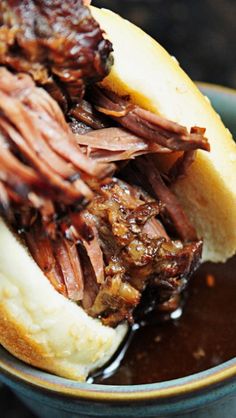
[0,83,236,418]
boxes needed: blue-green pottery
[0,83,236,418]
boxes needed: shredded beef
[0,68,114,223]
[22,179,202,326]
[89,87,210,152]
[83,180,202,325]
[0,0,113,105]
[75,127,172,163]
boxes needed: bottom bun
[0,218,127,381]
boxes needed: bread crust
[0,306,71,378]
[0,219,127,381]
[91,6,236,262]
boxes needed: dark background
[94,0,236,88]
[1,1,235,417]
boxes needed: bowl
[0,83,236,418]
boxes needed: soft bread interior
[91,6,236,262]
[0,218,127,381]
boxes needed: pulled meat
[0,68,113,223]
[89,87,210,152]
[85,180,202,325]
[0,0,113,105]
[75,127,172,163]
[25,217,84,301]
[22,179,202,326]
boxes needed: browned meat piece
[89,87,210,152]
[88,275,140,326]
[153,240,203,281]
[69,100,110,130]
[82,179,202,325]
[0,0,113,105]
[135,157,197,242]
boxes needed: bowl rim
[197,81,236,96]
[0,350,236,402]
[0,82,236,403]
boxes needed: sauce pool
[93,256,236,385]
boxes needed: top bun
[91,6,236,262]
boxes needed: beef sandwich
[0,1,235,381]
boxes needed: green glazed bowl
[0,83,236,418]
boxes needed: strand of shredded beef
[52,238,84,301]
[142,218,169,240]
[75,127,172,163]
[24,220,68,297]
[89,87,210,152]
[79,245,99,310]
[70,211,105,284]
[135,157,197,242]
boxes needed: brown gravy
[94,256,236,385]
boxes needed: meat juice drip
[93,256,236,385]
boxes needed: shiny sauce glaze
[93,256,236,385]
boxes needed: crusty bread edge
[0,218,127,381]
[0,306,83,381]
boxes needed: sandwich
[0,1,235,381]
